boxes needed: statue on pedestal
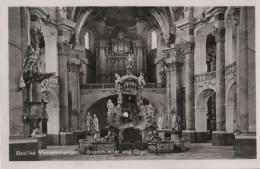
[158,113,163,130]
[126,54,134,69]
[93,114,99,131]
[30,127,39,138]
[107,99,115,125]
[85,112,93,132]
[171,108,178,131]
[138,73,145,86]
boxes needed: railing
[195,62,236,82]
[225,62,236,75]
[81,83,166,90]
[195,71,216,82]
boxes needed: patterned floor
[38,143,254,161]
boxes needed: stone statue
[22,45,40,72]
[207,45,216,72]
[144,102,155,126]
[200,12,210,25]
[107,99,114,112]
[93,114,99,131]
[126,54,134,69]
[69,32,77,49]
[158,113,163,130]
[160,33,166,46]
[107,99,115,125]
[117,97,122,108]
[138,73,145,86]
[85,112,93,132]
[30,127,39,138]
[171,108,178,131]
[234,120,241,135]
[147,102,154,115]
[166,25,176,47]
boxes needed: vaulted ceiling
[71,7,180,38]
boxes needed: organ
[95,31,147,83]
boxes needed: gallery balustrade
[80,83,166,90]
[195,62,236,82]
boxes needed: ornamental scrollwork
[213,28,226,43]
[170,62,184,71]
[57,41,71,56]
[228,7,240,26]
[184,41,195,54]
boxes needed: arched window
[151,30,157,49]
[85,32,89,49]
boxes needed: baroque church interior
[8,6,256,160]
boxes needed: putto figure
[138,73,145,86]
[126,54,134,69]
[22,45,41,72]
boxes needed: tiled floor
[38,143,254,161]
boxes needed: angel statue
[22,45,41,72]
[138,73,145,86]
[19,45,41,89]
[126,54,134,69]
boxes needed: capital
[57,42,71,56]
[184,41,195,54]
[213,27,226,43]
[170,62,184,71]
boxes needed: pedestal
[171,131,180,142]
[86,132,95,145]
[47,134,59,145]
[196,132,208,143]
[94,131,101,142]
[212,131,234,146]
[234,134,256,158]
[158,130,165,141]
[72,130,85,145]
[9,138,38,161]
[182,130,196,143]
[36,134,47,149]
[60,132,73,145]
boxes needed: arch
[195,22,215,36]
[224,7,233,21]
[225,78,236,103]
[41,87,59,105]
[195,85,216,108]
[80,91,164,116]
[41,91,60,142]
[80,91,163,130]
[225,79,236,133]
[195,88,216,135]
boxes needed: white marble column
[184,41,195,131]
[225,103,235,133]
[237,7,248,132]
[225,20,235,65]
[195,107,207,133]
[214,27,226,131]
